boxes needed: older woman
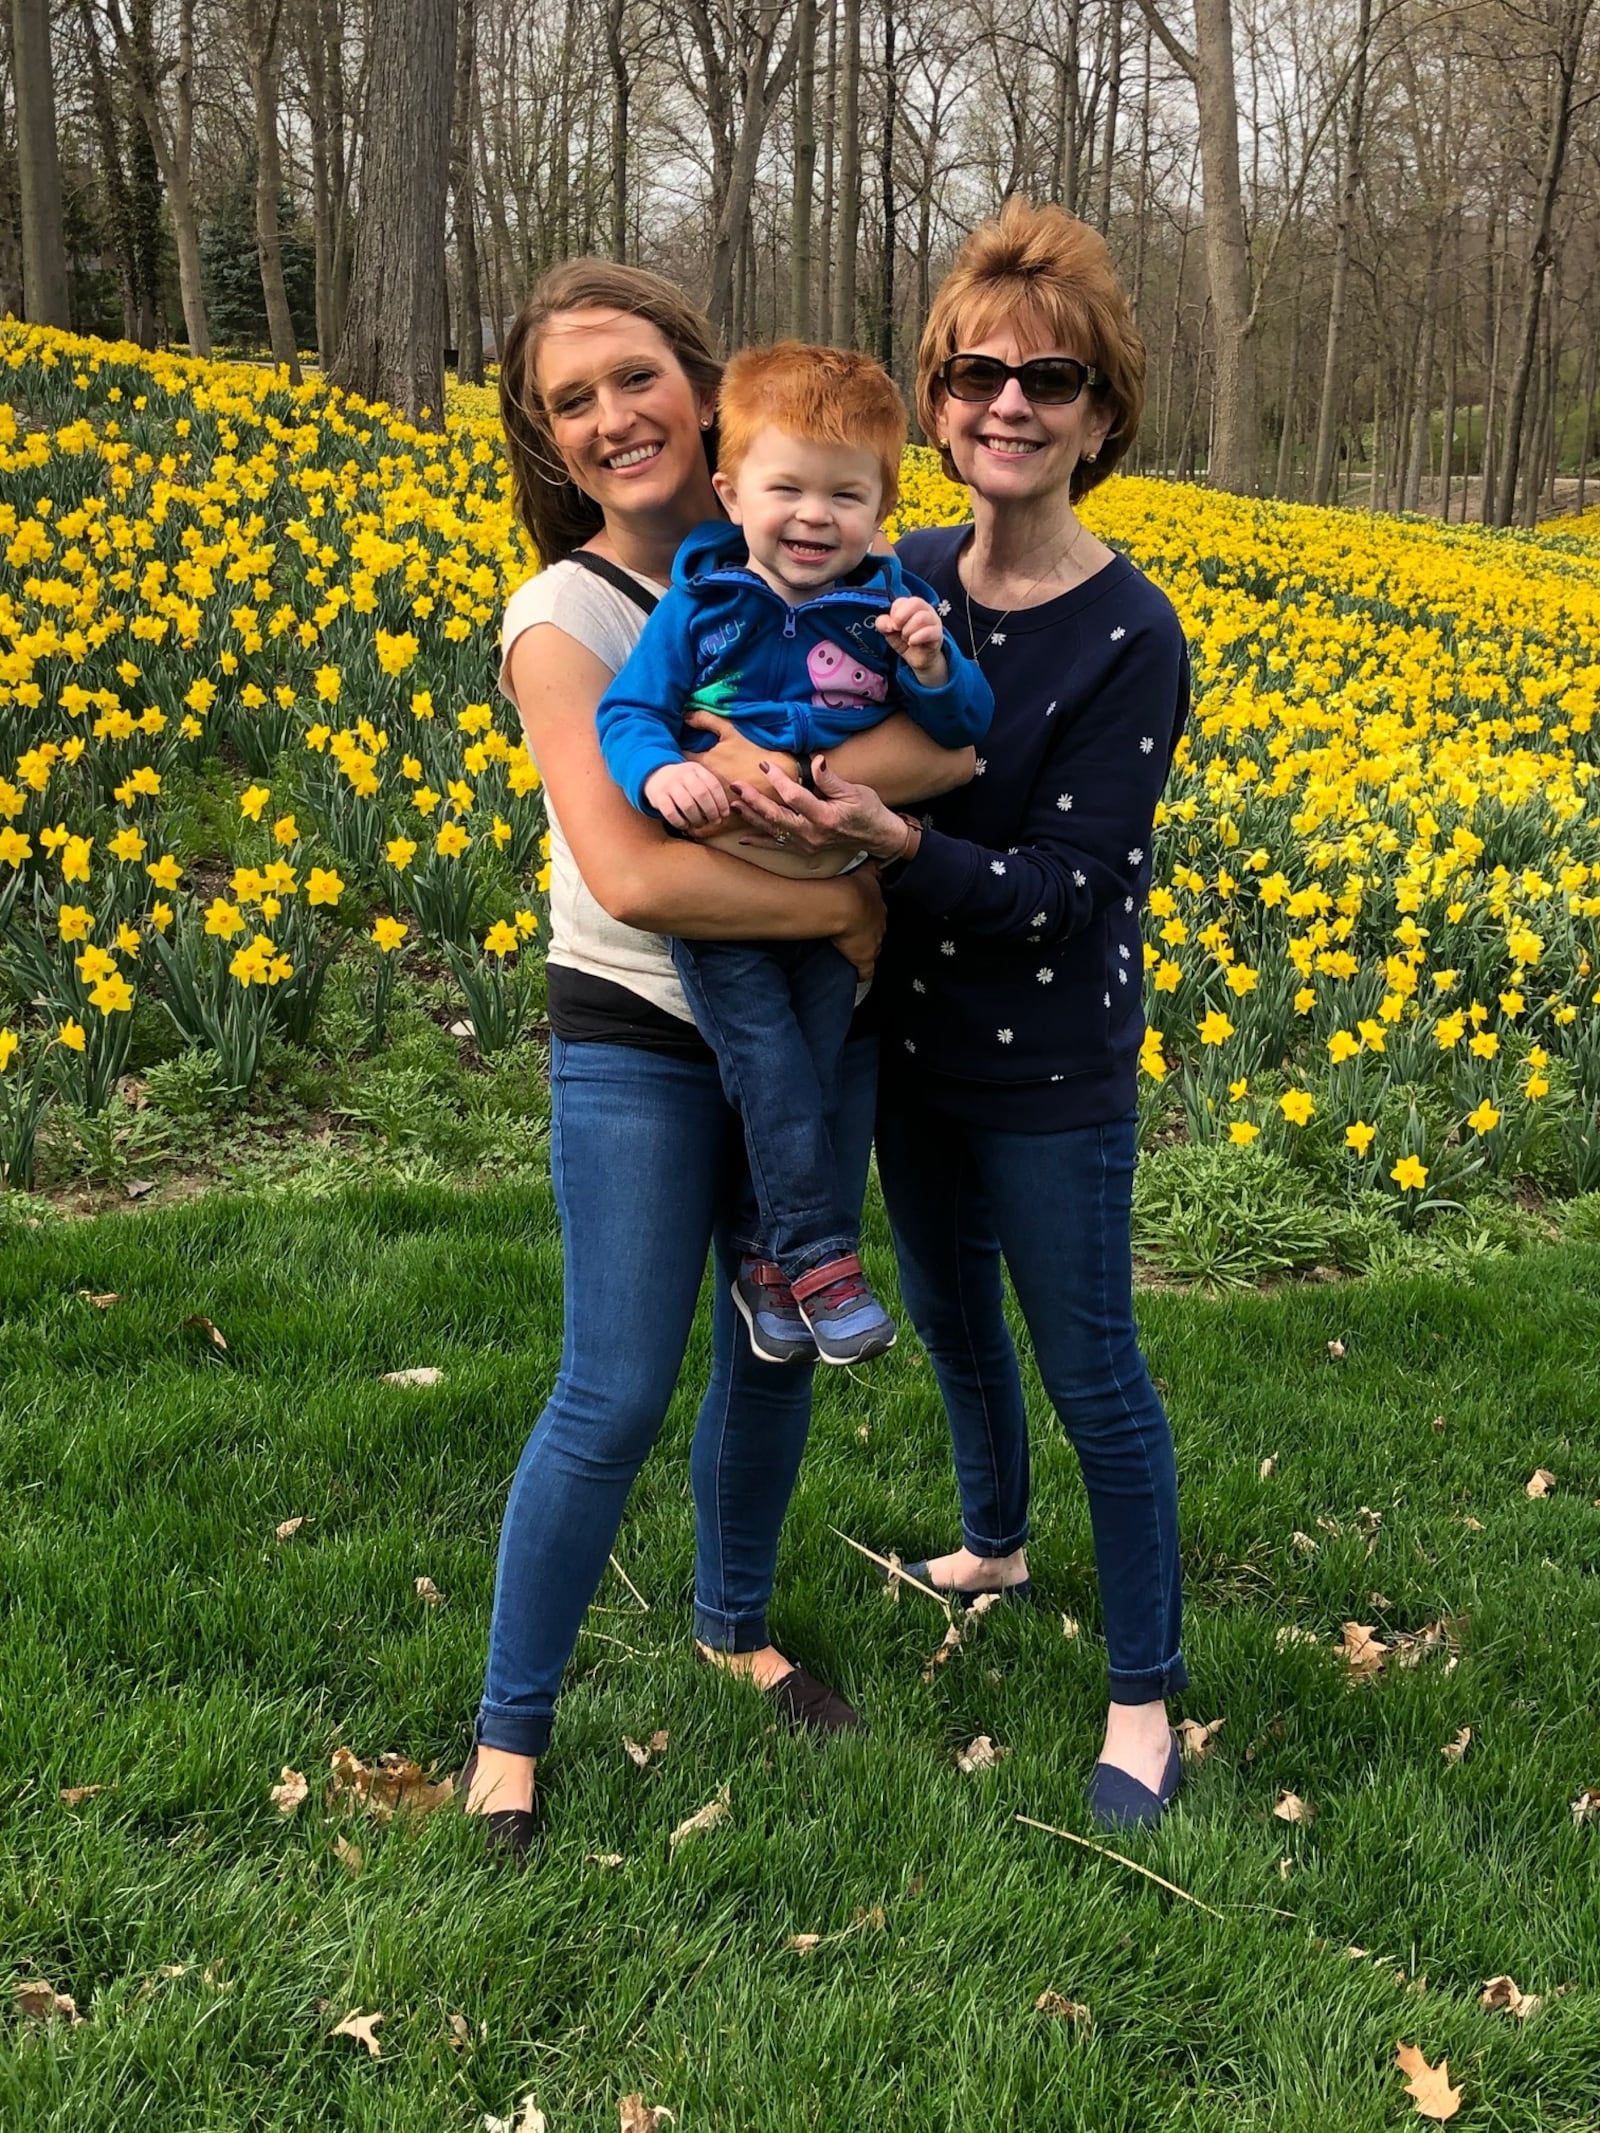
[731,200,1191,1827]
[464,259,973,1859]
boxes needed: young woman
[728,201,1192,1828]
[465,260,974,1858]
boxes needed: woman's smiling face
[934,319,1114,509]
[534,308,716,516]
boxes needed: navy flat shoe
[1087,1731,1181,1830]
[885,1558,1034,1609]
[459,1748,539,1865]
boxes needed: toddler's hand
[644,759,733,831]
[876,595,950,686]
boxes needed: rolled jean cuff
[692,1598,771,1653]
[1108,1649,1190,1703]
[476,1699,554,1759]
[961,1518,1030,1560]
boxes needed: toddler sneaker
[732,1258,818,1365]
[791,1253,896,1366]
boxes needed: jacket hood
[673,518,903,599]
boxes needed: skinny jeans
[477,1031,878,1757]
[876,1090,1187,1703]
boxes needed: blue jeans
[671,935,859,1277]
[476,1031,878,1757]
[876,1091,1187,1703]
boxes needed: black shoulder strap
[567,548,660,616]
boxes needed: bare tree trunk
[1404,252,1438,513]
[699,0,803,345]
[1481,198,1507,523]
[1274,287,1300,497]
[1055,0,1082,211]
[1096,0,1123,233]
[1310,0,1369,504]
[1440,285,1457,523]
[452,0,483,378]
[831,0,860,345]
[128,0,161,342]
[817,0,837,337]
[105,0,211,355]
[790,0,815,335]
[1190,0,1256,490]
[606,0,628,259]
[1492,0,1591,527]
[247,0,303,380]
[332,0,455,424]
[878,0,896,371]
[1577,321,1598,513]
[1130,12,1152,311]
[79,0,139,336]
[12,0,70,324]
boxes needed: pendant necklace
[962,515,1088,661]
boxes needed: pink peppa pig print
[808,638,889,710]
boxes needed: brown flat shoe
[763,1664,866,1735]
[459,1748,539,1865]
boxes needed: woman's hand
[681,708,798,803]
[730,756,915,863]
[831,867,887,980]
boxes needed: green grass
[3,1180,1599,2130]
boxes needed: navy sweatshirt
[877,524,1190,1130]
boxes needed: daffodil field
[4,321,1600,1226]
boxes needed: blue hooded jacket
[596,519,993,811]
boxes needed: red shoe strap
[791,1253,865,1304]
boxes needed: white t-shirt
[499,557,697,1024]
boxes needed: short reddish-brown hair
[915,198,1145,501]
[717,342,906,517]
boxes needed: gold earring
[1083,451,1098,464]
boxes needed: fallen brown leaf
[1431,1415,1447,1434]
[587,1852,625,1869]
[1327,1338,1346,1360]
[15,1981,82,2023]
[274,1516,305,1542]
[1273,1790,1314,1824]
[270,1766,309,1816]
[58,1784,108,1807]
[447,2012,471,2052]
[920,1619,964,1682]
[622,1729,670,1770]
[1441,1728,1472,1763]
[448,1018,474,1038]
[1176,1716,1225,1764]
[125,1178,156,1200]
[334,1835,364,1876]
[1479,1974,1541,2019]
[330,2009,383,2057]
[787,1933,823,1954]
[1034,1989,1092,2026]
[619,2096,674,2132]
[1259,1455,1278,1478]
[1061,1614,1081,1639]
[1394,2041,1462,2121]
[1340,1621,1387,1683]
[181,1314,227,1350]
[1570,1786,1600,1827]
[481,2102,546,2133]
[1278,1855,1293,1879]
[327,1746,454,1819]
[77,1290,120,1308]
[1391,1620,1461,1669]
[381,1366,443,1387]
[669,1783,730,1847]
[414,1575,443,1605]
[1275,1624,1318,1645]
[1290,1530,1318,1554]
[956,1734,1007,1773]
[1460,1515,1484,1531]
[1526,1468,1556,1498]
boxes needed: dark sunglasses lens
[1019,361,1085,404]
[945,358,1009,400]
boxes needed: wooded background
[5,0,1599,515]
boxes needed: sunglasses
[939,353,1103,406]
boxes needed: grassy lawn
[3,1181,1599,2131]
